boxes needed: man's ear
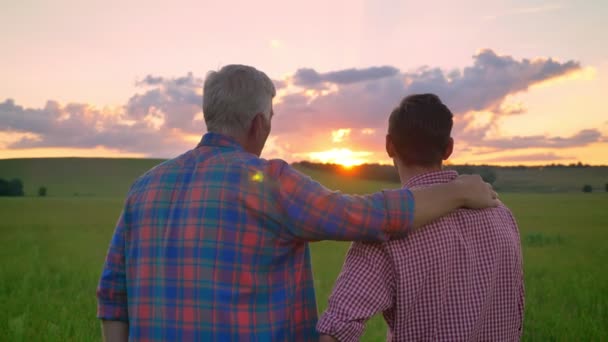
[386,134,396,158]
[443,137,454,160]
[249,113,265,138]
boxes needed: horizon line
[0,156,606,168]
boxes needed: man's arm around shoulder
[276,163,498,242]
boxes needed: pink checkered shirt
[317,170,524,341]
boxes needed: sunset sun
[304,148,373,168]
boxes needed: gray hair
[203,64,276,136]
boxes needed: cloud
[293,66,400,88]
[278,49,581,133]
[0,50,604,162]
[331,129,351,143]
[404,49,580,115]
[0,99,192,156]
[0,72,205,157]
[272,79,287,89]
[274,73,406,134]
[274,49,587,154]
[137,75,164,86]
[125,72,204,133]
[481,129,602,150]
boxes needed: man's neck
[211,131,261,156]
[396,161,442,187]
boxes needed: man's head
[203,64,276,156]
[386,93,454,169]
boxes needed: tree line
[0,178,24,196]
[293,161,608,192]
[294,161,499,185]
[0,178,47,197]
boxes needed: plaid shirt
[317,170,524,341]
[97,132,415,341]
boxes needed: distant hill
[0,158,164,197]
[0,158,606,197]
[491,166,607,193]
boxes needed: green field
[0,158,607,341]
[492,166,608,193]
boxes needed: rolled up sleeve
[96,208,130,322]
[316,311,365,342]
[317,242,395,341]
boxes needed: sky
[1,0,607,166]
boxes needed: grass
[0,158,607,340]
[0,197,123,341]
[501,193,608,340]
[2,194,606,341]
[493,167,608,193]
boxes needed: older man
[97,65,498,341]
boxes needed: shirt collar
[197,132,244,151]
[403,170,459,188]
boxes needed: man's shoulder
[127,151,292,195]
[388,187,517,240]
[490,201,518,224]
[466,201,514,218]
[411,181,515,218]
[219,154,291,179]
[243,156,289,172]
[126,155,188,196]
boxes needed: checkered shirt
[96,132,416,341]
[317,170,525,341]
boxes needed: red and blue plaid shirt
[97,132,415,341]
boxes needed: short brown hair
[388,94,453,167]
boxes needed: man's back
[318,171,524,341]
[384,197,524,340]
[98,133,420,341]
[98,133,319,340]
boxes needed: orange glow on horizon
[297,148,374,168]
[0,147,146,159]
[2,144,607,166]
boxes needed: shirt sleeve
[316,242,395,341]
[96,203,130,322]
[511,211,525,335]
[502,205,525,336]
[276,163,415,242]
